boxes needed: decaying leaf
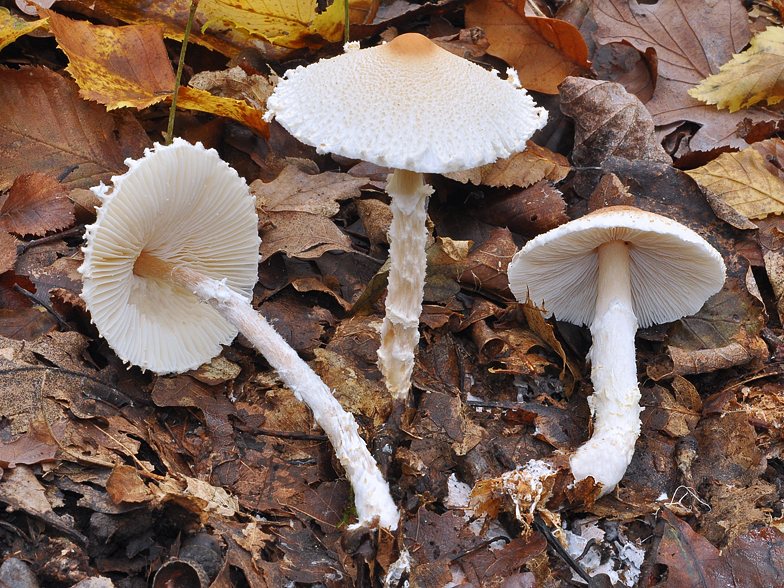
[458,227,517,299]
[0,66,149,192]
[43,9,175,110]
[0,173,75,237]
[559,77,671,166]
[259,210,352,259]
[0,232,18,274]
[689,26,784,113]
[465,0,590,94]
[189,65,273,108]
[175,86,270,136]
[685,148,784,219]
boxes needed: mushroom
[507,206,725,494]
[80,139,399,529]
[264,33,548,401]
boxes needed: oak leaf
[689,27,784,113]
[685,148,784,219]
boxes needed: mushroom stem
[377,169,433,401]
[134,253,400,530]
[569,240,642,494]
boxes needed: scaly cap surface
[264,33,548,174]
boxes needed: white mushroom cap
[264,33,548,174]
[508,206,726,328]
[80,139,261,374]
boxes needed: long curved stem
[135,253,400,529]
[377,169,433,401]
[569,241,642,494]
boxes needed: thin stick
[166,0,200,146]
[343,0,350,44]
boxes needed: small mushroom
[264,33,548,401]
[507,206,726,494]
[80,139,399,529]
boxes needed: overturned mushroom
[80,139,399,529]
[264,33,548,401]
[507,206,725,494]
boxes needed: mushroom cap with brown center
[507,206,726,328]
[264,33,548,174]
[80,139,261,374]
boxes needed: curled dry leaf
[685,148,784,219]
[559,77,671,166]
[42,9,175,110]
[458,227,517,299]
[444,141,570,189]
[689,26,784,113]
[465,0,590,94]
[469,182,569,238]
[0,173,75,237]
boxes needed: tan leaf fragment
[0,173,75,237]
[689,26,784,113]
[259,211,352,260]
[444,141,570,188]
[685,148,784,219]
[42,9,175,110]
[189,65,273,108]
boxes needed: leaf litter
[1,0,784,587]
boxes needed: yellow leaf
[0,7,48,52]
[200,0,352,48]
[685,148,784,219]
[689,26,784,112]
[43,9,175,110]
[175,86,269,137]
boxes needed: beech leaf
[0,173,75,237]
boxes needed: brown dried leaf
[0,307,58,341]
[0,66,149,192]
[189,66,273,108]
[757,216,784,323]
[43,8,175,110]
[424,237,471,303]
[0,173,75,237]
[655,509,784,587]
[445,142,570,188]
[251,166,368,217]
[259,295,333,353]
[259,211,352,259]
[458,227,517,299]
[593,0,758,151]
[0,232,18,274]
[0,415,60,468]
[469,182,569,238]
[105,464,153,505]
[465,0,590,94]
[559,77,671,166]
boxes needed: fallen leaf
[444,142,570,188]
[0,66,149,192]
[42,9,175,110]
[175,85,270,137]
[458,227,517,299]
[0,6,48,51]
[424,237,471,303]
[0,307,58,341]
[105,465,153,505]
[0,415,61,468]
[259,211,352,259]
[655,509,784,587]
[689,26,784,113]
[685,148,784,219]
[251,165,368,217]
[0,173,75,237]
[757,216,784,323]
[558,77,671,166]
[465,0,590,94]
[593,0,760,152]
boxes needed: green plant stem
[166,0,199,146]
